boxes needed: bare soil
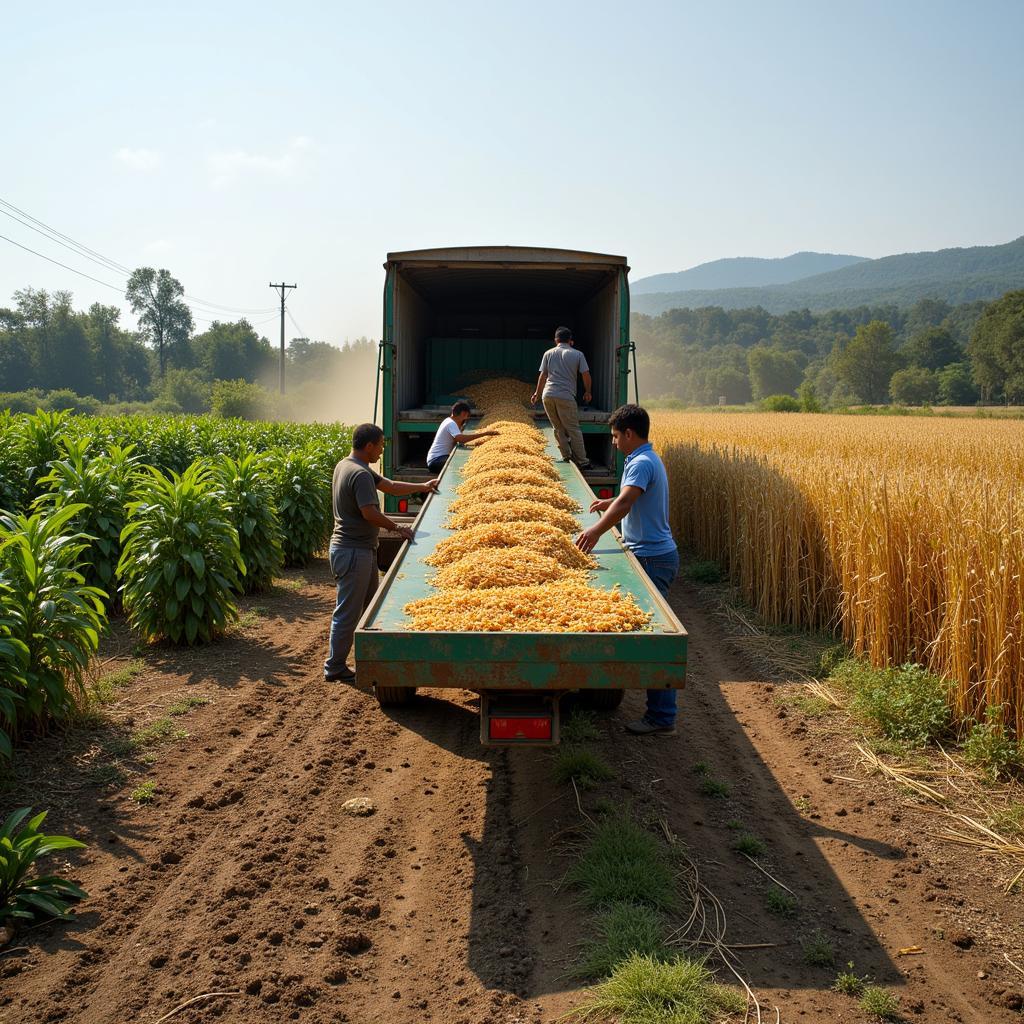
[2,560,1022,1023]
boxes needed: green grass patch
[832,963,868,996]
[129,716,189,749]
[685,560,723,585]
[131,780,156,804]
[962,706,1023,781]
[234,607,267,632]
[563,711,602,744]
[90,658,145,705]
[167,694,212,716]
[555,747,613,789]
[88,762,128,788]
[698,777,730,799]
[568,952,744,1023]
[831,659,951,746]
[801,929,835,967]
[859,986,901,1020]
[778,691,832,718]
[765,887,797,918]
[568,817,677,912]
[578,902,670,979]
[990,802,1024,839]
[691,761,710,776]
[732,833,765,857]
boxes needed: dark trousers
[324,546,379,677]
[636,549,680,725]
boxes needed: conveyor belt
[355,428,688,692]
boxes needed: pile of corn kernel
[403,380,651,633]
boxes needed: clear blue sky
[2,0,1022,341]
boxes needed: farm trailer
[355,430,687,748]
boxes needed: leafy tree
[158,368,210,413]
[889,366,937,406]
[968,290,1024,403]
[935,362,977,406]
[747,346,803,400]
[192,320,273,383]
[904,326,963,371]
[708,366,752,405]
[798,380,821,412]
[834,320,900,404]
[126,268,193,377]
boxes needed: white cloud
[116,147,162,171]
[207,136,313,188]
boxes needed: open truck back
[360,245,686,745]
[376,246,636,513]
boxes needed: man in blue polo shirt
[576,404,680,735]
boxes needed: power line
[0,195,279,316]
[286,307,308,339]
[0,231,128,293]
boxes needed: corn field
[0,410,351,760]
[653,412,1024,732]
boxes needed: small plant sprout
[832,962,868,996]
[131,781,156,804]
[801,928,836,967]
[699,777,730,799]
[733,833,766,857]
[765,886,798,918]
[860,985,901,1020]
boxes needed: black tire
[374,685,416,707]
[577,688,625,711]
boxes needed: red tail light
[398,499,408,513]
[489,717,552,741]
[598,488,613,499]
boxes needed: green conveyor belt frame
[354,429,688,692]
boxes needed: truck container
[375,246,636,513]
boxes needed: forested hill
[633,236,1024,315]
[631,252,866,295]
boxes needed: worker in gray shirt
[531,326,592,469]
[323,423,438,683]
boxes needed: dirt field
[2,559,1023,1023]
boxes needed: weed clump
[832,659,951,746]
[555,747,613,789]
[568,817,676,912]
[732,833,765,858]
[859,985,901,1020]
[832,962,868,996]
[765,887,798,918]
[962,706,1023,781]
[562,711,602,744]
[699,777,730,799]
[801,928,835,967]
[569,952,744,1022]
[578,902,669,979]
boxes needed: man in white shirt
[426,400,499,474]
[531,326,592,469]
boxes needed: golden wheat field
[652,412,1024,730]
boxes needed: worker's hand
[530,392,539,405]
[589,498,613,514]
[583,391,592,404]
[395,526,415,542]
[422,478,440,494]
[576,526,602,554]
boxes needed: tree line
[0,268,376,417]
[632,290,1024,407]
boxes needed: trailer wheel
[578,688,624,711]
[374,685,416,707]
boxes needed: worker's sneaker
[324,669,356,683]
[625,717,677,736]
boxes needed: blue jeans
[636,549,680,726]
[324,546,379,678]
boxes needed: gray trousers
[324,546,379,677]
[542,396,589,465]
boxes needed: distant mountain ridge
[632,236,1024,316]
[631,252,866,295]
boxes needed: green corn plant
[34,439,140,601]
[267,449,333,567]
[118,463,245,644]
[0,506,106,735]
[0,582,29,761]
[0,807,87,922]
[19,409,72,504]
[212,453,284,593]
[0,410,28,514]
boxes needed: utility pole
[269,281,297,394]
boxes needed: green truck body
[358,247,686,745]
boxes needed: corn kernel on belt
[423,521,597,570]
[429,547,589,590]
[405,581,650,633]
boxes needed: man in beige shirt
[531,326,592,468]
